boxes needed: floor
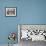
[0,40,46,46]
[19,39,46,46]
[0,44,18,46]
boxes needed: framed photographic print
[5,7,16,16]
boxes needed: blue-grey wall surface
[0,0,46,44]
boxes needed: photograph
[5,7,16,16]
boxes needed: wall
[21,25,46,30]
[0,0,46,44]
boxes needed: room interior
[0,0,46,46]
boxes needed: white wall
[21,25,46,30]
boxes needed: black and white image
[5,7,16,16]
